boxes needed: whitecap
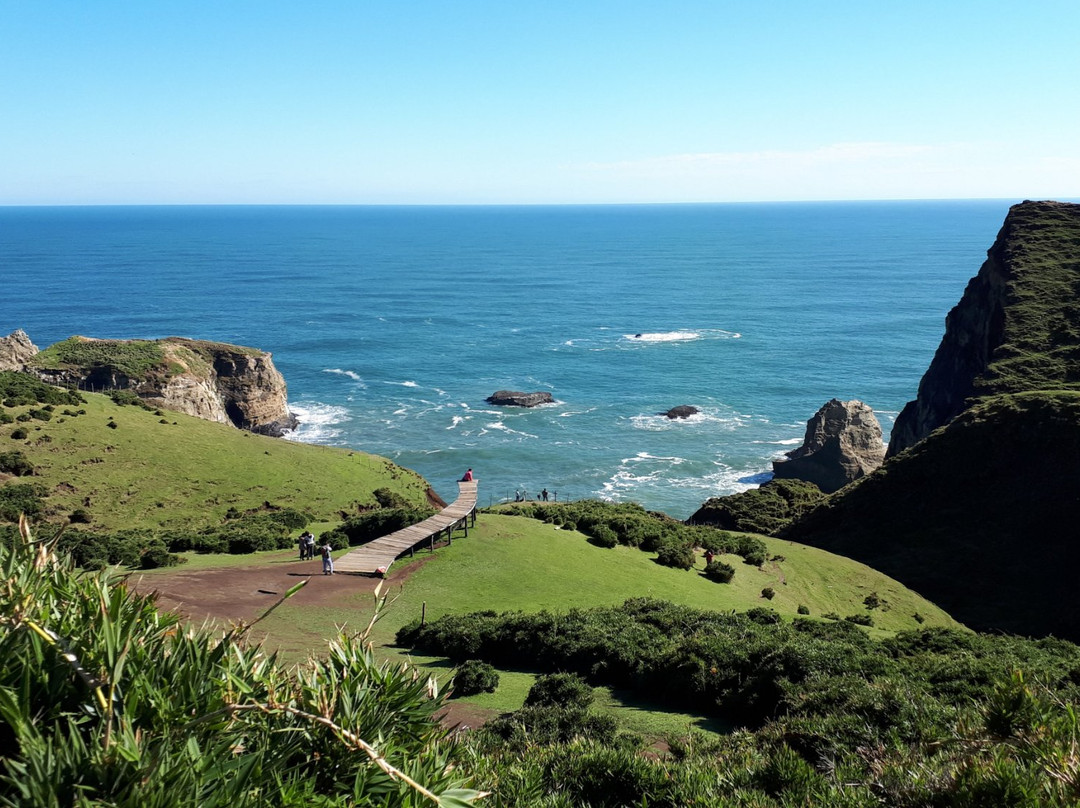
[485,421,538,439]
[447,416,467,430]
[323,368,367,387]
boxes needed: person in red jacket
[461,468,474,481]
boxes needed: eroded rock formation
[26,334,298,436]
[772,398,886,493]
[485,390,554,407]
[0,330,39,371]
[888,200,1080,456]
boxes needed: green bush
[68,508,91,524]
[372,487,409,509]
[0,412,12,425]
[797,604,810,615]
[587,524,618,548]
[525,672,594,710]
[27,408,52,421]
[337,506,436,546]
[0,482,46,521]
[761,587,776,600]
[10,428,27,440]
[0,371,83,406]
[845,613,874,627]
[0,451,34,476]
[140,543,180,569]
[108,388,148,408]
[452,660,500,697]
[655,540,695,570]
[704,559,736,583]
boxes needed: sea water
[0,201,1011,517]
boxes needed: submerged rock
[485,390,554,407]
[772,398,886,493]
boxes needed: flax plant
[0,518,483,806]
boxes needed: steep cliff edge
[888,200,1080,456]
[0,330,39,371]
[25,335,298,436]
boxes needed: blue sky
[2,1,1078,204]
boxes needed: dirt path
[129,554,432,623]
[129,554,501,729]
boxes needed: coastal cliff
[888,200,1080,456]
[785,201,1080,640]
[23,334,298,436]
[772,398,885,493]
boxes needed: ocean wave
[446,415,468,430]
[753,437,802,446]
[629,408,748,432]
[323,368,367,387]
[282,402,351,444]
[484,421,538,439]
[385,380,420,388]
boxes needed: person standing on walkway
[320,540,334,575]
[304,531,316,560]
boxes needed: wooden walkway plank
[334,481,478,576]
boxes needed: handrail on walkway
[334,481,478,576]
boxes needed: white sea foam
[282,402,351,444]
[753,437,802,445]
[384,380,420,388]
[447,415,467,430]
[625,330,701,342]
[323,368,367,387]
[485,421,538,439]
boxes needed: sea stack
[660,405,699,419]
[0,329,39,371]
[772,398,886,493]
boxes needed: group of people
[298,530,335,575]
[514,488,554,502]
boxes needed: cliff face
[888,200,1080,456]
[772,398,886,493]
[26,335,298,436]
[785,392,1080,640]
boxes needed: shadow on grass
[602,686,733,735]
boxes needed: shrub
[526,672,595,710]
[68,508,91,524]
[0,412,11,425]
[587,525,618,548]
[0,482,46,521]
[845,613,874,627]
[864,592,881,610]
[373,487,409,509]
[761,587,776,600]
[452,660,500,697]
[140,543,180,569]
[0,451,34,476]
[337,506,435,546]
[655,540,695,570]
[10,428,28,440]
[704,560,736,583]
[27,408,52,422]
[108,389,148,408]
[797,604,810,615]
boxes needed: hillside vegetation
[786,390,1080,640]
[0,371,433,531]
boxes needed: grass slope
[0,390,433,530]
[250,513,958,732]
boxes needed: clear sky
[2,1,1078,205]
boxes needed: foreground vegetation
[6,521,1080,806]
[0,520,482,806]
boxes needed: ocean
[1,201,1011,517]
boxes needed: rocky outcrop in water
[772,398,886,493]
[26,334,298,436]
[660,405,699,419]
[0,330,39,371]
[888,200,1080,456]
[485,390,554,407]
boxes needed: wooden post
[421,601,426,627]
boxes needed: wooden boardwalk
[334,481,478,576]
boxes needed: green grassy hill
[786,390,1080,640]
[0,383,433,530]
